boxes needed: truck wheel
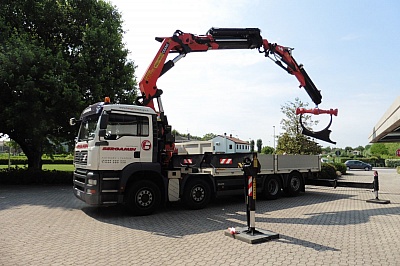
[263,175,282,200]
[284,172,303,196]
[183,178,211,210]
[125,180,161,216]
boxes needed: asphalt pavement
[1,168,399,265]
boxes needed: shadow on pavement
[81,189,400,236]
[2,184,400,251]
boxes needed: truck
[71,27,339,215]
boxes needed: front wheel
[183,178,211,210]
[262,175,282,200]
[125,180,161,216]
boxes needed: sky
[9,0,398,148]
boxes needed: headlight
[88,179,97,185]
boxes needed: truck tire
[125,180,161,216]
[183,178,211,210]
[284,172,303,196]
[263,175,282,200]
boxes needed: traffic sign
[396,149,400,157]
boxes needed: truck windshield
[78,114,99,141]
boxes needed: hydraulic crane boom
[136,28,336,164]
[138,27,322,110]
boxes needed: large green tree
[370,143,389,157]
[277,98,321,155]
[0,0,136,169]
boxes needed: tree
[276,132,321,155]
[261,146,274,154]
[202,133,217,141]
[250,140,255,152]
[280,97,318,136]
[277,98,321,155]
[4,139,21,156]
[0,0,136,169]
[256,139,262,153]
[344,146,353,156]
[370,143,388,157]
[321,146,332,154]
[386,143,400,157]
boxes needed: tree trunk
[17,140,43,170]
[26,150,43,170]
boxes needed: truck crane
[71,28,340,216]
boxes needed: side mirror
[69,118,76,126]
[99,129,107,137]
[99,113,109,129]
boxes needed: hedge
[385,159,400,168]
[0,168,72,185]
[337,157,385,166]
[0,158,73,165]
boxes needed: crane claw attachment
[296,107,338,144]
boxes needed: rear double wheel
[183,178,211,210]
[262,175,282,200]
[284,172,303,196]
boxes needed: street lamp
[273,126,276,152]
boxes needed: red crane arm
[137,28,323,111]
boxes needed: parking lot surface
[1,169,400,265]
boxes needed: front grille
[74,150,88,165]
[73,168,87,192]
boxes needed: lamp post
[273,126,276,152]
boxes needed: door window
[105,113,149,140]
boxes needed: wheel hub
[290,178,300,190]
[137,190,153,207]
[192,187,204,202]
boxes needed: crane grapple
[296,108,338,144]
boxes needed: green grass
[0,164,74,171]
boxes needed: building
[212,134,250,154]
[369,96,400,143]
[174,134,250,154]
[0,139,10,153]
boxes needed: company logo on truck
[141,140,152,151]
[76,144,88,149]
[102,147,137,151]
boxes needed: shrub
[332,162,347,175]
[320,163,337,179]
[0,168,72,185]
[385,159,400,168]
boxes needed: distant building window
[229,144,232,149]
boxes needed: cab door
[98,112,152,170]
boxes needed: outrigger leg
[296,107,338,144]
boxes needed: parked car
[344,160,372,171]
